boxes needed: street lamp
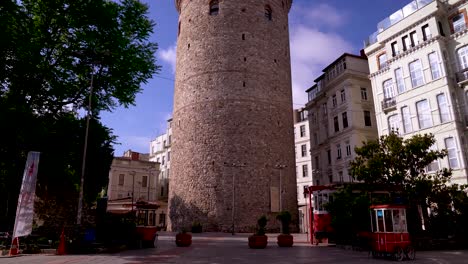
[223,162,246,235]
[76,71,95,226]
[275,164,287,233]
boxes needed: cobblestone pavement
[1,232,468,264]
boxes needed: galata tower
[169,0,297,232]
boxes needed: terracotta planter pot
[175,233,192,247]
[277,234,293,247]
[136,226,158,248]
[248,235,268,249]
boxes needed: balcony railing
[381,97,397,111]
[365,0,434,47]
[456,68,468,84]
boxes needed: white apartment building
[305,53,379,186]
[364,0,468,184]
[149,118,172,202]
[293,108,312,233]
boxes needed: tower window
[209,0,219,16]
[265,6,272,21]
[242,34,245,40]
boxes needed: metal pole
[279,168,282,212]
[147,169,151,201]
[77,73,94,225]
[132,171,135,213]
[232,169,235,235]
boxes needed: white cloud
[289,4,354,107]
[303,3,346,28]
[159,43,177,73]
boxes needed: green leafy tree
[0,0,160,231]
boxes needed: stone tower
[169,0,297,232]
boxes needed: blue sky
[101,0,413,156]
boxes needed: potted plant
[276,211,293,247]
[175,228,192,247]
[191,222,203,233]
[248,215,268,249]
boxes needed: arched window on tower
[265,5,272,21]
[209,0,219,16]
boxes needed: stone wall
[169,0,297,232]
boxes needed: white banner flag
[13,151,40,238]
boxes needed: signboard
[12,151,40,238]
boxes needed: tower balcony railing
[456,68,468,84]
[381,97,397,112]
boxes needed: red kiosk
[307,185,335,245]
[370,205,415,261]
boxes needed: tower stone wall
[169,0,297,232]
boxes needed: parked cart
[370,205,415,261]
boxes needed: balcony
[456,68,468,84]
[365,0,435,47]
[381,97,397,112]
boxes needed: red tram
[370,205,415,261]
[307,185,335,245]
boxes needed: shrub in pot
[276,211,293,247]
[175,228,192,247]
[248,215,268,249]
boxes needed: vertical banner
[12,151,40,238]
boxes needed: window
[340,89,346,103]
[437,93,451,123]
[336,144,342,159]
[118,174,125,186]
[167,151,171,161]
[327,150,331,164]
[300,125,306,137]
[303,185,309,198]
[409,60,424,87]
[410,31,418,46]
[452,12,466,33]
[338,171,343,182]
[438,21,446,36]
[445,137,459,168]
[302,164,308,177]
[313,132,318,146]
[383,79,395,99]
[428,52,442,80]
[161,186,165,197]
[332,95,337,107]
[364,111,372,126]
[322,103,328,115]
[427,145,440,172]
[422,24,432,41]
[334,116,339,132]
[378,53,388,69]
[301,144,307,157]
[401,106,413,133]
[402,36,411,51]
[458,45,468,70]
[388,114,400,132]
[395,68,406,94]
[314,156,319,170]
[142,175,148,188]
[265,5,272,21]
[346,143,351,157]
[162,156,165,165]
[361,87,368,100]
[391,41,399,56]
[209,0,219,15]
[159,213,166,225]
[416,99,432,129]
[342,112,348,128]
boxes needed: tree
[348,131,468,238]
[1,0,159,116]
[0,0,160,231]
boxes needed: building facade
[107,151,166,227]
[364,0,468,185]
[294,108,313,233]
[305,53,378,186]
[169,0,297,232]
[149,118,172,203]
